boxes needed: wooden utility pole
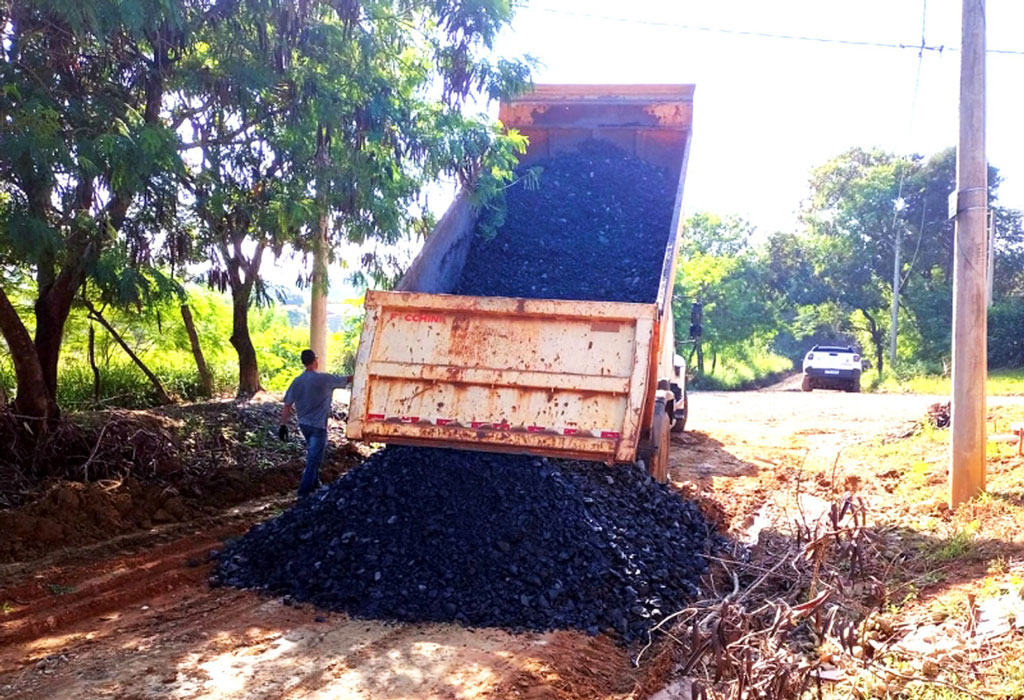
[950,0,988,507]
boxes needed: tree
[801,147,1024,373]
[800,148,908,374]
[674,214,777,375]
[178,0,530,397]
[0,0,198,420]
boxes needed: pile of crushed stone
[454,140,675,303]
[214,446,716,643]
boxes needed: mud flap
[646,398,670,483]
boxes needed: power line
[529,5,1024,56]
[889,0,929,367]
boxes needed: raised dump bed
[347,84,694,480]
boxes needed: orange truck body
[347,85,694,466]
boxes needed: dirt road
[3,389,1013,700]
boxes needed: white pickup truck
[801,345,862,393]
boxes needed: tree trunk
[88,323,101,405]
[695,339,705,374]
[311,123,331,364]
[0,287,55,420]
[34,292,75,411]
[310,216,329,364]
[180,304,213,397]
[860,309,885,376]
[230,284,261,399]
[711,349,718,375]
[85,301,172,405]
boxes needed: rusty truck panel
[348,85,693,468]
[498,84,693,184]
[346,293,657,463]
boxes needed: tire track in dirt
[0,492,673,700]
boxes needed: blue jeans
[298,424,327,497]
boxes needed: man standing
[279,349,352,497]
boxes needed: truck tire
[849,377,861,393]
[801,375,813,392]
[671,391,688,433]
[649,402,671,483]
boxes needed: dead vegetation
[658,397,1024,700]
[0,397,361,562]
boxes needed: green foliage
[687,353,792,391]
[470,125,539,240]
[674,213,786,386]
[798,147,1024,376]
[869,368,1024,396]
[989,298,1024,368]
[0,0,530,414]
[675,144,1024,391]
[46,583,76,596]
[0,284,365,408]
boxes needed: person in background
[279,349,352,497]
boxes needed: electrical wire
[887,0,928,355]
[901,192,928,289]
[889,0,928,266]
[528,5,1024,56]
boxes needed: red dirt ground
[6,389,1014,699]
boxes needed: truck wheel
[671,391,688,433]
[801,375,813,392]
[649,402,670,483]
[850,378,861,393]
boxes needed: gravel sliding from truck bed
[213,446,716,643]
[454,139,676,303]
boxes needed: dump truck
[347,84,693,481]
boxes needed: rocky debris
[927,401,951,428]
[214,446,716,643]
[455,140,675,303]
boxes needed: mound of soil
[454,140,675,303]
[214,446,716,642]
[0,399,360,563]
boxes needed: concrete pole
[890,225,901,368]
[987,211,996,307]
[950,0,987,507]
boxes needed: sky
[493,0,1024,234]
[272,0,1024,299]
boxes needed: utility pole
[890,223,901,368]
[987,210,996,307]
[950,0,988,507]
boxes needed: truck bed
[347,85,693,465]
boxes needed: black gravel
[214,446,715,642]
[454,140,675,303]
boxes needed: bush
[989,298,1024,368]
[688,350,792,391]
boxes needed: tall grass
[866,367,1024,396]
[0,287,365,410]
[688,352,793,391]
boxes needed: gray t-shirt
[284,370,349,429]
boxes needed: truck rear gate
[348,293,656,463]
[347,84,693,475]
